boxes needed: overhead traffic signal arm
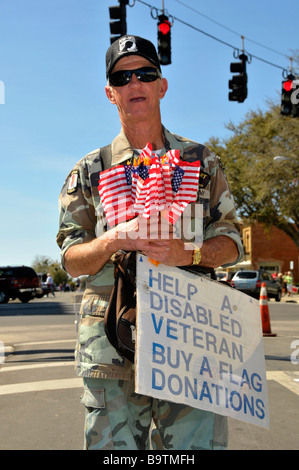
[228,53,248,103]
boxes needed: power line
[174,0,289,60]
[133,0,289,74]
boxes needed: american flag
[142,156,168,217]
[140,142,153,161]
[167,160,201,224]
[134,174,150,213]
[124,164,133,185]
[161,163,172,206]
[163,148,180,167]
[98,164,134,227]
[171,165,185,193]
[98,143,201,227]
[138,162,149,180]
[130,144,151,205]
[131,163,150,208]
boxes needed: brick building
[227,222,299,283]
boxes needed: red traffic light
[283,80,293,92]
[158,20,171,35]
[157,14,171,65]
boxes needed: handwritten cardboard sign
[136,254,269,428]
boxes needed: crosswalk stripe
[0,361,74,373]
[0,370,298,397]
[266,371,299,396]
[0,377,83,396]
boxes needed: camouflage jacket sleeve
[199,149,244,266]
[56,149,105,269]
[165,129,244,267]
[57,145,135,380]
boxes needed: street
[0,291,298,450]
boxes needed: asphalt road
[0,291,298,450]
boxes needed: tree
[49,260,69,286]
[32,255,69,286]
[206,103,299,249]
[32,255,53,276]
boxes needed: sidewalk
[30,290,79,304]
[39,289,299,304]
[280,293,299,303]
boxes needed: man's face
[105,55,168,124]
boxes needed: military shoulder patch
[198,170,210,188]
[67,169,79,194]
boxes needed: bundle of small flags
[98,142,201,228]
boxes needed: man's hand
[130,216,191,266]
[64,214,239,277]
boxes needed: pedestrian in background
[46,273,55,297]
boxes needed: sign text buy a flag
[136,255,269,428]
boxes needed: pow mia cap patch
[67,169,79,194]
[106,35,161,78]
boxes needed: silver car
[231,270,282,301]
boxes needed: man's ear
[159,77,168,99]
[105,85,116,104]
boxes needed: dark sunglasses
[109,67,161,87]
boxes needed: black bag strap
[100,144,112,171]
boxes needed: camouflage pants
[81,377,228,450]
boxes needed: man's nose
[129,73,141,87]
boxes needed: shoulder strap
[100,144,112,171]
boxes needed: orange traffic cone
[260,282,276,337]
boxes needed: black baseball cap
[106,35,161,78]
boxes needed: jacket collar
[110,126,185,166]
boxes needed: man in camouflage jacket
[57,35,243,450]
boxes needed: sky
[0,0,298,269]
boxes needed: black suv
[0,266,43,303]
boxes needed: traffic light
[228,53,248,103]
[109,0,128,44]
[281,75,294,116]
[157,14,171,65]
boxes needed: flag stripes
[98,143,201,227]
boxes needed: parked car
[216,271,235,285]
[0,266,43,303]
[216,271,226,282]
[231,270,282,301]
